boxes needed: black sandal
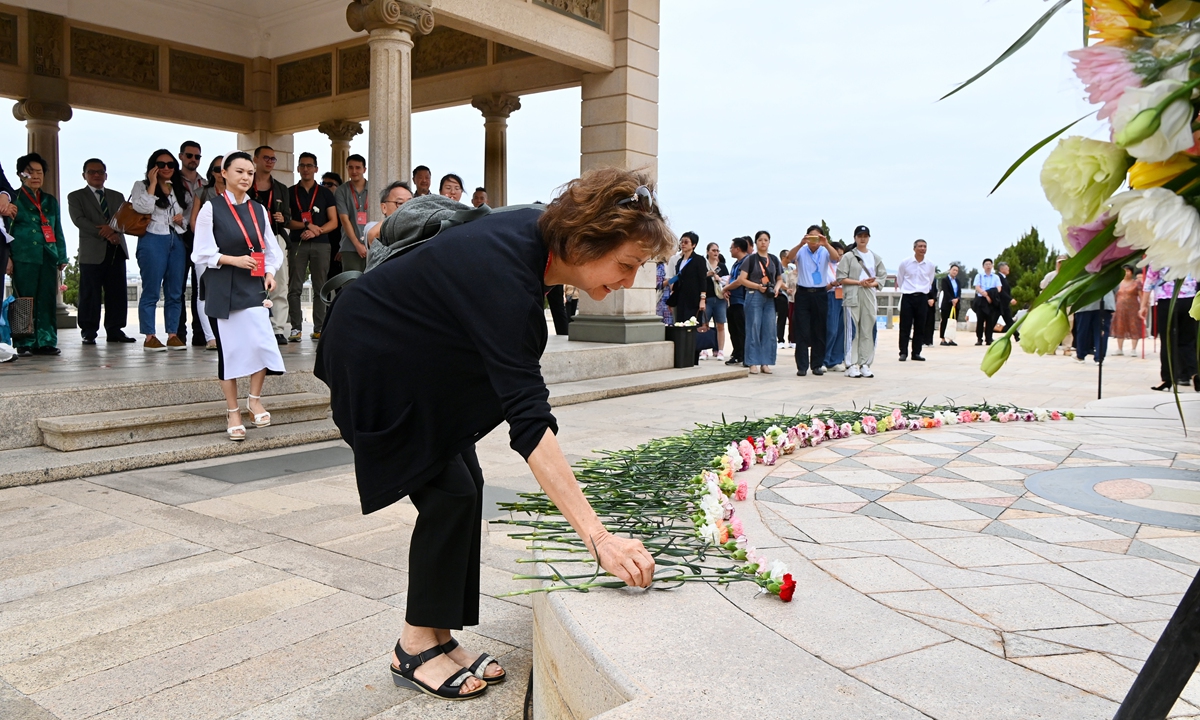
[440,638,506,684]
[390,641,487,700]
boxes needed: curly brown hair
[538,167,676,265]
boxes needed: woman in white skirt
[191,152,286,440]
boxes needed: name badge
[300,212,313,224]
[42,224,56,243]
[250,251,266,277]
[356,211,367,226]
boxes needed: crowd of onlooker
[655,227,1195,391]
[0,142,486,359]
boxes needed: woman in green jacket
[9,153,68,356]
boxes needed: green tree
[62,253,80,307]
[995,227,1057,309]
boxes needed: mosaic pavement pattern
[752,420,1200,716]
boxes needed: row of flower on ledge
[692,407,1074,601]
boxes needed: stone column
[13,99,72,198]
[318,119,364,180]
[237,131,296,186]
[569,0,662,344]
[470,94,520,208]
[346,0,433,221]
[13,99,75,329]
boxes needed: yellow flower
[1086,0,1154,42]
[1129,154,1196,189]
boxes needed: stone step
[37,393,331,451]
[0,419,342,489]
[548,363,748,406]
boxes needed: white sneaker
[1113,349,1124,356]
[715,352,725,361]
[860,365,874,378]
[777,342,785,349]
[699,350,710,360]
[830,363,845,372]
[845,365,861,378]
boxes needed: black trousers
[975,303,997,343]
[407,446,485,629]
[922,298,937,347]
[546,285,569,336]
[775,293,791,343]
[727,302,745,362]
[78,244,128,339]
[1156,298,1198,384]
[175,231,203,343]
[899,292,929,356]
[793,288,827,372]
[999,302,1016,331]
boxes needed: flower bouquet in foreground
[957,1,1200,390]
[497,403,1070,603]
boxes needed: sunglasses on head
[616,185,658,214]
[155,161,178,169]
[182,152,201,160]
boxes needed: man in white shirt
[835,226,887,378]
[787,225,842,376]
[894,239,936,361]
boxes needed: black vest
[201,196,270,320]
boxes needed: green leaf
[989,113,1094,195]
[941,0,1074,101]
[1064,256,1133,311]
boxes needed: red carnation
[779,573,796,602]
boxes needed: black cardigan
[669,253,708,321]
[317,208,558,514]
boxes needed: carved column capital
[346,0,434,35]
[12,99,72,124]
[471,93,521,120]
[318,119,364,143]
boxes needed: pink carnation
[763,446,779,466]
[1067,215,1131,273]
[735,481,748,501]
[997,412,1011,423]
[754,436,765,454]
[730,517,744,538]
[980,411,992,422]
[737,440,754,470]
[839,423,852,438]
[933,416,944,428]
[1051,411,1062,421]
[1023,412,1037,422]
[958,410,973,424]
[891,408,903,423]
[1067,45,1144,121]
[908,418,922,431]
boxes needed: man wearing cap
[836,226,887,378]
[788,225,842,376]
[894,239,936,362]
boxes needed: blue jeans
[824,291,845,367]
[137,230,187,336]
[743,291,777,366]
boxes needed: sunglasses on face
[616,185,659,215]
[155,161,178,169]
[182,153,201,160]
[322,181,337,188]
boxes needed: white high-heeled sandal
[247,393,271,428]
[226,408,246,441]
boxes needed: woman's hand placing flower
[591,530,655,588]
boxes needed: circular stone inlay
[1025,467,1200,532]
[1094,479,1153,501]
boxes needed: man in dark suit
[938,264,962,346]
[67,158,133,344]
[997,261,1017,335]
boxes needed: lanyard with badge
[352,188,367,227]
[298,185,319,224]
[22,187,56,244]
[225,195,266,278]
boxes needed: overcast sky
[0,0,1097,271]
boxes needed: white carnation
[1110,187,1200,278]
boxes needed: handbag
[110,201,151,237]
[944,306,957,343]
[8,296,34,338]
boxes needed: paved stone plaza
[1,332,1198,718]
